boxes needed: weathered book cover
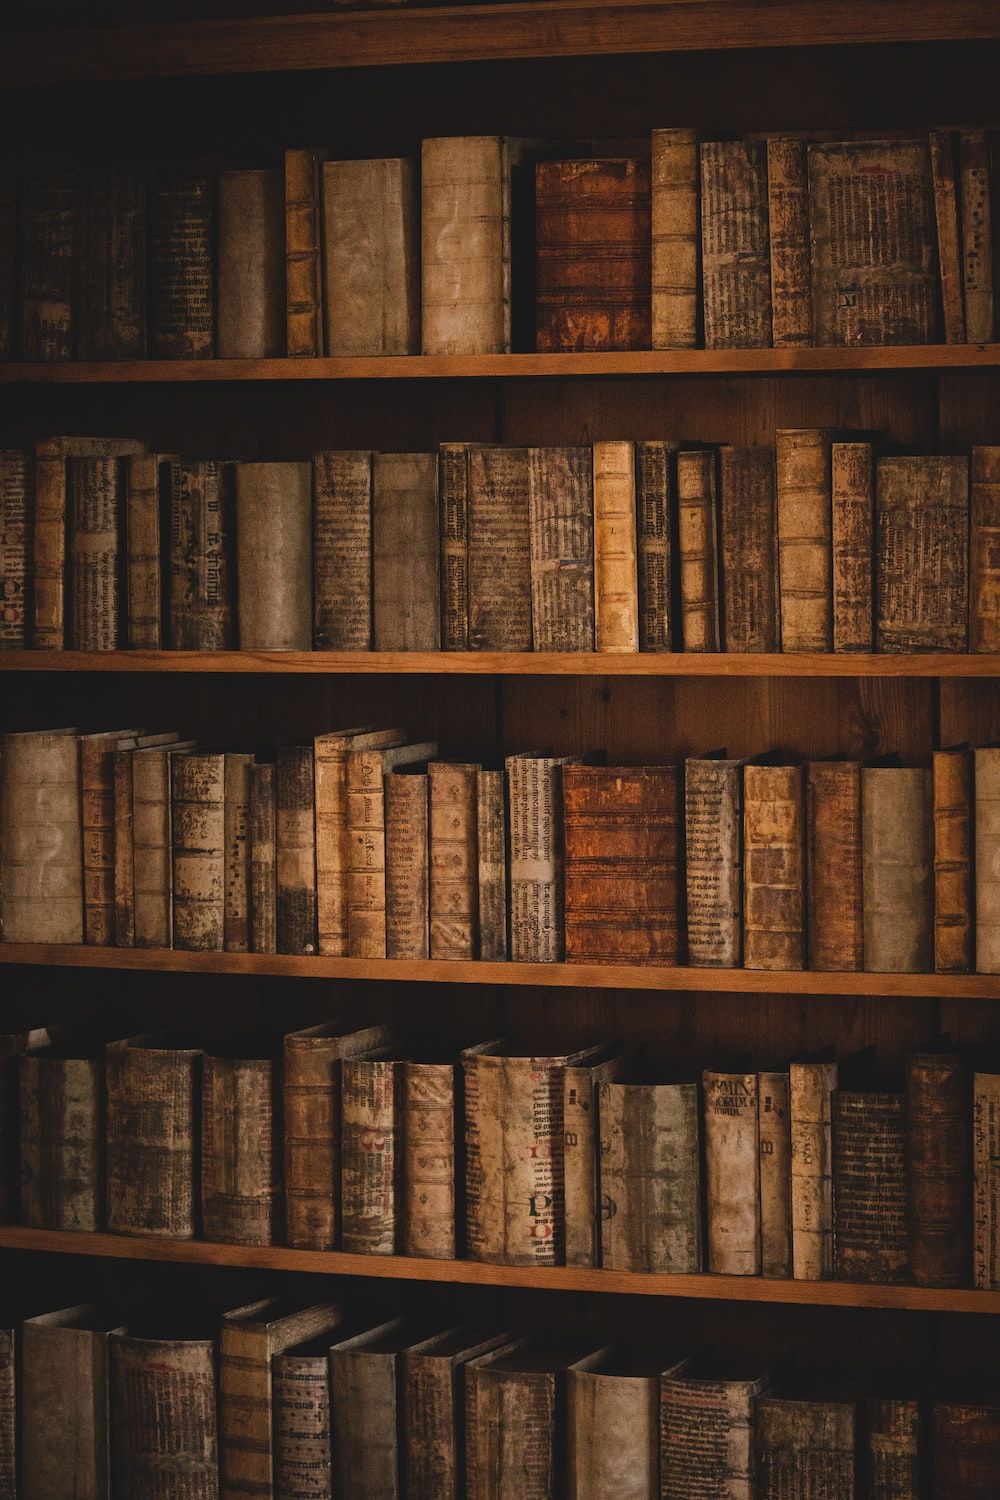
[273,1338,333,1500]
[930,130,966,343]
[972,1069,1000,1288]
[876,455,969,652]
[21,1306,122,1499]
[171,751,226,951]
[347,740,436,958]
[660,1358,772,1499]
[476,768,508,961]
[833,1085,908,1282]
[404,1058,456,1258]
[1,1024,65,1224]
[313,450,373,650]
[831,439,874,652]
[975,746,1000,973]
[78,169,145,360]
[202,1050,282,1246]
[0,450,30,648]
[111,1324,219,1499]
[80,727,141,945]
[285,146,325,357]
[373,452,441,650]
[767,137,812,347]
[224,751,251,953]
[866,1391,926,1500]
[790,1051,838,1280]
[0,727,83,943]
[907,1044,970,1288]
[148,174,214,358]
[276,743,317,955]
[758,1067,792,1278]
[743,761,806,970]
[535,158,651,351]
[421,135,514,355]
[704,1068,760,1275]
[719,444,778,651]
[593,440,639,652]
[236,462,312,650]
[315,727,404,956]
[862,765,933,972]
[403,1328,513,1500]
[933,746,973,974]
[568,1348,667,1500]
[757,1381,861,1497]
[386,765,430,959]
[506,752,576,962]
[676,447,720,651]
[468,445,532,651]
[69,455,123,651]
[169,459,236,649]
[341,1049,407,1254]
[105,1032,203,1238]
[960,129,995,344]
[466,1343,592,1500]
[563,1046,627,1268]
[330,1320,437,1500]
[636,439,677,651]
[20,173,79,361]
[684,753,743,967]
[933,1392,1000,1498]
[439,441,470,652]
[429,760,479,960]
[806,759,864,971]
[700,140,772,348]
[527,447,595,651]
[323,157,418,355]
[0,1325,12,1499]
[19,1040,104,1231]
[217,167,283,359]
[651,127,698,349]
[776,427,834,652]
[971,446,1000,653]
[122,733,182,949]
[126,453,176,649]
[250,762,277,954]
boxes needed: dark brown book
[148,174,214,358]
[126,453,175,649]
[250,761,277,954]
[276,744,317,955]
[468,445,532,651]
[330,1319,431,1499]
[676,446,720,651]
[218,167,284,359]
[0,449,31,649]
[563,764,682,963]
[535,158,651,351]
[933,1393,1000,1498]
[833,1086,908,1283]
[285,146,326,357]
[971,446,1000,653]
[169,459,235,650]
[767,137,812,348]
[757,1381,861,1497]
[20,173,80,362]
[907,1045,970,1288]
[806,759,863,971]
[933,746,974,974]
[700,140,772,348]
[19,1031,104,1232]
[223,750,251,953]
[439,441,470,651]
[466,1343,593,1500]
[528,447,594,651]
[1,1026,63,1226]
[831,439,875,653]
[341,1048,407,1255]
[111,1322,219,1498]
[105,1032,203,1239]
[719,445,777,652]
[876,456,969,652]
[743,761,805,971]
[0,169,14,361]
[0,1324,13,1499]
[866,1392,926,1500]
[201,1047,282,1245]
[385,764,430,960]
[313,450,373,651]
[404,1058,457,1259]
[636,439,676,652]
[77,169,146,359]
[403,1329,513,1500]
[80,726,141,946]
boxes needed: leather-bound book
[704,1068,760,1275]
[790,1050,837,1280]
[832,1083,908,1282]
[636,439,677,651]
[171,751,226,951]
[236,462,312,650]
[223,750,251,953]
[468,445,532,652]
[403,1329,513,1500]
[866,1391,926,1500]
[386,763,430,959]
[876,455,969,652]
[105,1032,203,1238]
[933,1392,1000,1498]
[19,1030,104,1231]
[111,1321,219,1499]
[685,753,743,967]
[651,127,698,349]
[806,759,864,971]
[221,1297,342,1500]
[660,1358,773,1500]
[506,752,575,962]
[809,140,935,345]
[347,739,436,958]
[700,140,772,348]
[476,768,508,960]
[323,157,418,355]
[527,446,595,651]
[169,459,236,649]
[562,763,683,964]
[217,167,283,359]
[250,761,277,954]
[285,147,326,357]
[758,1067,792,1278]
[535,158,651,351]
[960,130,995,344]
[831,439,875,653]
[80,726,142,944]
[316,726,404,956]
[404,1057,456,1259]
[20,173,79,361]
[971,446,1000,652]
[593,440,639,652]
[862,764,933,972]
[68,455,125,650]
[439,441,470,651]
[599,1068,702,1273]
[719,445,777,651]
[0,1025,65,1224]
[933,746,973,973]
[569,1348,669,1500]
[0,1322,12,1498]
[429,760,479,960]
[0,171,14,361]
[930,130,966,343]
[563,1045,626,1268]
[975,746,1000,973]
[273,1335,333,1500]
[421,136,517,355]
[201,1045,282,1246]
[341,1046,407,1254]
[907,1044,970,1287]
[331,1320,442,1500]
[676,447,720,651]
[276,744,317,955]
[21,1305,122,1499]
[77,170,145,359]
[757,1381,861,1497]
[148,174,214,358]
[776,427,834,652]
[313,450,372,650]
[0,727,83,944]
[972,1069,1000,1288]
[0,449,30,648]
[373,451,440,650]
[126,453,176,648]
[743,760,805,970]
[466,1342,594,1500]
[767,137,812,348]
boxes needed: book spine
[373,451,442,651]
[323,157,419,357]
[960,129,995,344]
[70,456,120,651]
[790,1059,837,1280]
[404,1059,456,1259]
[330,1348,401,1499]
[171,752,226,951]
[875,455,970,652]
[429,761,479,960]
[467,445,533,652]
[758,1069,792,1278]
[347,750,389,959]
[404,1354,460,1500]
[273,1352,332,1500]
[806,759,863,971]
[934,747,974,974]
[106,1046,199,1238]
[833,1089,908,1283]
[651,127,698,349]
[973,1072,1000,1288]
[20,174,78,362]
[80,736,120,946]
[78,169,146,359]
[0,730,83,943]
[593,439,639,652]
[113,748,136,947]
[148,175,214,359]
[126,455,164,648]
[600,1081,702,1274]
[0,1330,13,1500]
[743,763,805,971]
[19,1056,103,1231]
[676,449,720,651]
[250,763,277,954]
[421,135,510,355]
[0,451,30,650]
[314,737,354,956]
[930,130,967,343]
[563,1065,600,1268]
[569,1370,658,1500]
[660,1373,763,1498]
[284,1038,341,1250]
[22,1322,113,1498]
[170,460,235,650]
[31,441,64,649]
[463,1052,506,1262]
[719,445,777,652]
[863,767,934,973]
[636,441,672,651]
[285,147,325,357]
[476,769,508,961]
[527,447,595,651]
[202,1056,281,1245]
[907,1051,970,1288]
[757,1400,856,1496]
[500,1057,566,1267]
[133,750,173,948]
[867,1396,923,1500]
[313,450,372,650]
[385,770,430,959]
[507,756,566,963]
[700,141,772,348]
[684,758,742,967]
[276,744,317,955]
[224,752,252,954]
[971,446,1000,652]
[976,747,1000,973]
[217,167,284,359]
[341,1057,401,1255]
[439,441,470,651]
[831,440,874,653]
[766,138,812,347]
[236,461,313,651]
[703,1071,761,1275]
[466,1367,557,1500]
[776,428,832,652]
[112,1335,218,1497]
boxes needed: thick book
[19,1031,104,1231]
[875,455,969,652]
[172,751,226,951]
[757,1380,861,1497]
[593,440,639,652]
[285,147,325,357]
[0,450,30,648]
[347,739,437,958]
[273,1335,333,1500]
[217,167,283,359]
[476,768,508,960]
[651,127,698,349]
[250,762,277,953]
[906,1044,970,1288]
[403,1057,457,1259]
[636,439,677,651]
[719,445,778,652]
[704,1068,760,1275]
[831,439,875,653]
[202,1046,282,1246]
[933,746,974,973]
[330,1321,442,1500]
[833,1084,908,1283]
[862,765,933,972]
[68,454,126,651]
[568,1348,666,1500]
[790,1051,838,1280]
[684,753,743,967]
[276,743,317,955]
[775,427,834,652]
[439,441,470,652]
[562,1045,626,1270]
[758,1067,792,1278]
[933,1392,1000,1498]
[429,760,479,960]
[236,462,312,650]
[0,727,82,944]
[562,763,683,963]
[535,158,651,351]
[315,727,403,956]
[402,1328,513,1500]
[78,169,145,360]
[468,445,532,651]
[660,1358,773,1500]
[20,173,79,362]
[323,157,418,355]
[21,1305,122,1499]
[313,450,373,650]
[341,1047,407,1255]
[743,760,806,970]
[421,136,515,355]
[111,1321,219,1498]
[506,752,576,962]
[700,140,772,348]
[676,447,720,651]
[466,1343,593,1500]
[527,447,595,651]
[806,758,864,971]
[80,726,142,945]
[867,1390,926,1500]
[767,137,812,348]
[373,452,441,650]
[169,459,236,649]
[386,763,430,959]
[105,1032,203,1238]
[930,130,966,344]
[148,174,214,359]
[971,446,1000,652]
[960,130,995,344]
[126,453,176,648]
[975,746,1000,973]
[973,1069,1000,1288]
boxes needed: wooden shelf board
[0,1226,992,1312]
[2,943,998,998]
[2,650,999,678]
[3,346,1000,382]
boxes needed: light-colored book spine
[422,135,512,355]
[862,766,934,973]
[599,1079,702,1273]
[0,728,82,943]
[766,137,812,347]
[429,760,479,960]
[976,747,1000,973]
[651,127,698,350]
[404,1059,456,1259]
[506,753,574,963]
[790,1057,838,1279]
[236,461,312,651]
[341,1054,404,1255]
[323,157,418,356]
[593,439,639,653]
[217,167,284,359]
[703,1069,760,1275]
[776,427,834,652]
[676,449,720,651]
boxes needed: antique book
[77,169,145,360]
[506,752,576,962]
[971,446,1000,652]
[111,1323,219,1497]
[273,1336,333,1500]
[1,1025,64,1223]
[217,167,283,359]
[808,140,936,344]
[527,446,595,651]
[790,1051,838,1280]
[202,1047,281,1246]
[651,127,698,349]
[862,764,934,972]
[563,1045,627,1268]
[743,760,806,970]
[599,1070,702,1273]
[421,135,515,355]
[562,763,683,963]
[341,1048,407,1254]
[171,751,226,951]
[276,743,317,955]
[386,764,430,959]
[700,140,771,347]
[169,459,236,649]
[636,439,677,651]
[126,453,176,648]
[223,751,252,953]
[316,727,401,955]
[284,1017,392,1249]
[833,1084,908,1282]
[960,129,995,344]
[20,173,79,361]
[0,727,83,943]
[402,1328,513,1500]
[114,732,180,948]
[21,1305,122,1499]
[373,451,441,649]
[0,1322,11,1498]
[684,753,743,967]
[429,760,479,960]
[933,745,974,973]
[866,1391,925,1500]
[719,445,778,651]
[676,447,720,651]
[80,726,141,945]
[933,1392,1000,1498]
[831,439,874,652]
[347,739,436,958]
[767,137,812,347]
[775,427,834,652]
[313,450,373,650]
[704,1068,760,1275]
[250,761,277,954]
[593,440,639,651]
[972,1069,1000,1288]
[236,462,312,650]
[660,1358,773,1500]
[68,455,125,650]
[975,746,1000,973]
[439,441,470,652]
[758,1067,792,1278]
[330,1320,435,1500]
[220,1296,342,1500]
[876,455,969,651]
[568,1349,667,1500]
[404,1057,457,1259]
[476,768,508,960]
[468,445,532,651]
[148,174,214,358]
[19,1032,104,1231]
[535,158,651,351]
[930,130,966,343]
[466,1343,592,1500]
[0,450,30,647]
[323,157,418,355]
[806,758,864,971]
[907,1044,970,1288]
[757,1381,861,1497]
[105,1032,203,1238]
[285,146,326,357]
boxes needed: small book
[68,453,127,651]
[115,732,183,949]
[831,439,875,653]
[775,427,834,653]
[428,760,480,960]
[439,441,470,652]
[960,129,995,344]
[767,136,812,348]
[223,749,252,953]
[930,130,966,344]
[346,739,437,958]
[79,726,144,945]
[273,1333,334,1500]
[635,439,678,651]
[676,447,720,651]
[971,446,1000,653]
[973,1067,1000,1289]
[0,449,31,648]
[476,767,508,961]
[593,439,639,652]
[125,452,177,649]
[328,1318,429,1498]
[385,762,430,960]
[20,173,80,362]
[933,1389,1000,1497]
[250,761,277,954]
[568,1348,669,1498]
[866,1389,927,1500]
[933,745,974,974]
[506,752,577,962]
[806,758,864,971]
[217,167,284,359]
[341,1046,408,1255]
[323,157,418,356]
[563,1044,627,1269]
[758,1065,792,1278]
[1,1025,67,1225]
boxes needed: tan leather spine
[171,751,226,952]
[975,746,1000,973]
[676,448,720,651]
[323,157,418,357]
[593,439,639,653]
[703,1070,760,1275]
[651,126,698,350]
[684,755,742,967]
[790,1056,837,1280]
[776,427,833,652]
[806,759,864,971]
[831,439,874,653]
[429,761,479,960]
[105,1035,202,1239]
[236,462,312,651]
[700,140,771,348]
[421,135,511,355]
[960,129,995,344]
[0,729,82,944]
[971,445,1000,653]
[385,769,429,959]
[933,746,973,974]
[766,137,812,348]
[743,762,805,971]
[284,147,325,357]
[404,1059,456,1259]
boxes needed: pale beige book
[0,728,82,943]
[758,1068,792,1278]
[506,752,577,963]
[569,1348,672,1500]
[593,439,639,652]
[862,765,933,973]
[651,127,698,349]
[676,448,720,651]
[341,1048,407,1255]
[976,747,1000,973]
[973,1069,1000,1289]
[323,158,418,356]
[347,740,437,958]
[218,167,284,359]
[421,135,515,355]
[403,1058,456,1259]
[776,427,834,652]
[236,461,312,650]
[22,1306,125,1500]
[563,1046,628,1268]
[790,1053,838,1280]
[171,751,226,951]
[703,1069,761,1275]
[429,760,479,960]
[599,1073,702,1274]
[385,765,429,959]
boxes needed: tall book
[563,1044,627,1269]
[250,762,277,953]
[975,746,1000,973]
[80,726,142,945]
[767,137,812,348]
[284,146,326,357]
[429,760,479,960]
[148,174,214,358]
[867,1391,926,1500]
[341,1047,408,1255]
[223,750,252,953]
[875,455,969,652]
[719,445,778,652]
[933,1392,1000,1498]
[21,1305,122,1499]
[660,1358,772,1500]
[971,445,1000,652]
[105,1032,203,1239]
[217,167,283,359]
[236,462,312,650]
[959,129,995,344]
[806,758,864,971]
[832,1083,908,1283]
[273,1335,333,1500]
[758,1066,792,1278]
[439,441,470,652]
[790,1050,838,1280]
[111,1322,219,1498]
[684,753,743,967]
[775,427,833,652]
[115,732,181,948]
[68,454,126,650]
[703,1067,760,1275]
[757,1381,861,1497]
[831,438,875,653]
[315,726,404,956]
[907,1044,970,1288]
[676,447,720,651]
[20,173,79,361]
[19,1030,104,1231]
[404,1057,457,1259]
[636,439,677,651]
[651,127,698,349]
[202,1045,282,1247]
[593,440,639,651]
[373,452,441,650]
[329,1320,432,1500]
[468,445,532,651]
[276,743,317,955]
[862,764,933,972]
[699,140,772,348]
[386,763,430,959]
[313,450,373,650]
[930,129,966,343]
[0,169,11,362]
[0,450,30,648]
[77,170,145,360]
[347,739,436,958]
[169,459,236,649]
[506,752,576,962]
[0,727,82,943]
[527,447,595,651]
[568,1348,667,1500]
[1,1025,64,1225]
[535,158,651,351]
[973,1068,1000,1288]
[466,1343,592,1500]
[402,1328,513,1500]
[933,745,974,974]
[126,452,176,648]
[476,768,508,960]
[743,760,806,971]
[172,750,226,951]
[322,158,418,355]
[0,1322,12,1498]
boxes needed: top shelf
[3,0,1000,86]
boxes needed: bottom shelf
[0,1227,993,1314]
